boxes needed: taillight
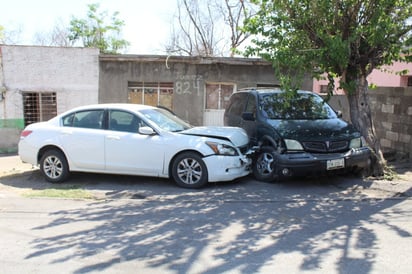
[20,130,33,138]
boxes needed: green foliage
[68,3,129,54]
[244,0,412,94]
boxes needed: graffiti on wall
[175,75,203,96]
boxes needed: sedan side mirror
[139,126,156,135]
[335,110,343,118]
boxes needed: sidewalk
[0,154,36,176]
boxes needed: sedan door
[59,109,106,170]
[104,110,165,176]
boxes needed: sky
[0,0,177,54]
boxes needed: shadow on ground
[1,167,412,272]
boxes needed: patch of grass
[23,184,94,199]
[383,165,400,181]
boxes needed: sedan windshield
[259,93,337,120]
[140,108,192,132]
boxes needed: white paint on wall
[1,45,99,118]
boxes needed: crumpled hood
[268,118,360,141]
[180,126,249,147]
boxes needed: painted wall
[313,61,412,94]
[0,45,99,154]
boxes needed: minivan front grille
[303,140,348,153]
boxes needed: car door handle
[107,135,121,140]
[61,129,73,135]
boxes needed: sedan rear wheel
[253,146,278,182]
[171,152,208,188]
[40,149,69,183]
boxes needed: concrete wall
[328,87,412,159]
[0,45,99,154]
[99,55,313,126]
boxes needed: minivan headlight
[349,137,362,149]
[206,142,238,156]
[284,139,304,151]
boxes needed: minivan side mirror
[242,112,255,121]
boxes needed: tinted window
[108,110,147,133]
[227,93,248,116]
[62,113,76,127]
[259,93,337,120]
[63,110,104,129]
[245,94,257,114]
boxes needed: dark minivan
[224,88,371,181]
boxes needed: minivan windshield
[259,92,337,120]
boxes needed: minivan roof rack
[237,87,282,91]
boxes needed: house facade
[1,46,312,153]
[98,54,313,126]
[0,45,99,154]
[1,45,409,159]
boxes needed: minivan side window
[227,93,248,116]
[245,94,257,114]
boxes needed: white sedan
[18,104,252,188]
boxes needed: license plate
[326,158,345,170]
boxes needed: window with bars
[127,82,174,109]
[23,92,57,126]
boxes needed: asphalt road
[0,156,411,274]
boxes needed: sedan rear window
[63,110,104,129]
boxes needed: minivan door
[241,94,259,144]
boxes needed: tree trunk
[346,76,386,176]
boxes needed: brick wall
[328,87,412,159]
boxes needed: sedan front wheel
[171,152,208,188]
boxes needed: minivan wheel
[253,146,278,182]
[171,152,208,189]
[40,149,70,183]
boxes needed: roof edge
[99,54,272,66]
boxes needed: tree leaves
[68,3,129,54]
[244,0,412,93]
[243,0,412,175]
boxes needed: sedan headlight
[284,139,304,151]
[206,141,238,156]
